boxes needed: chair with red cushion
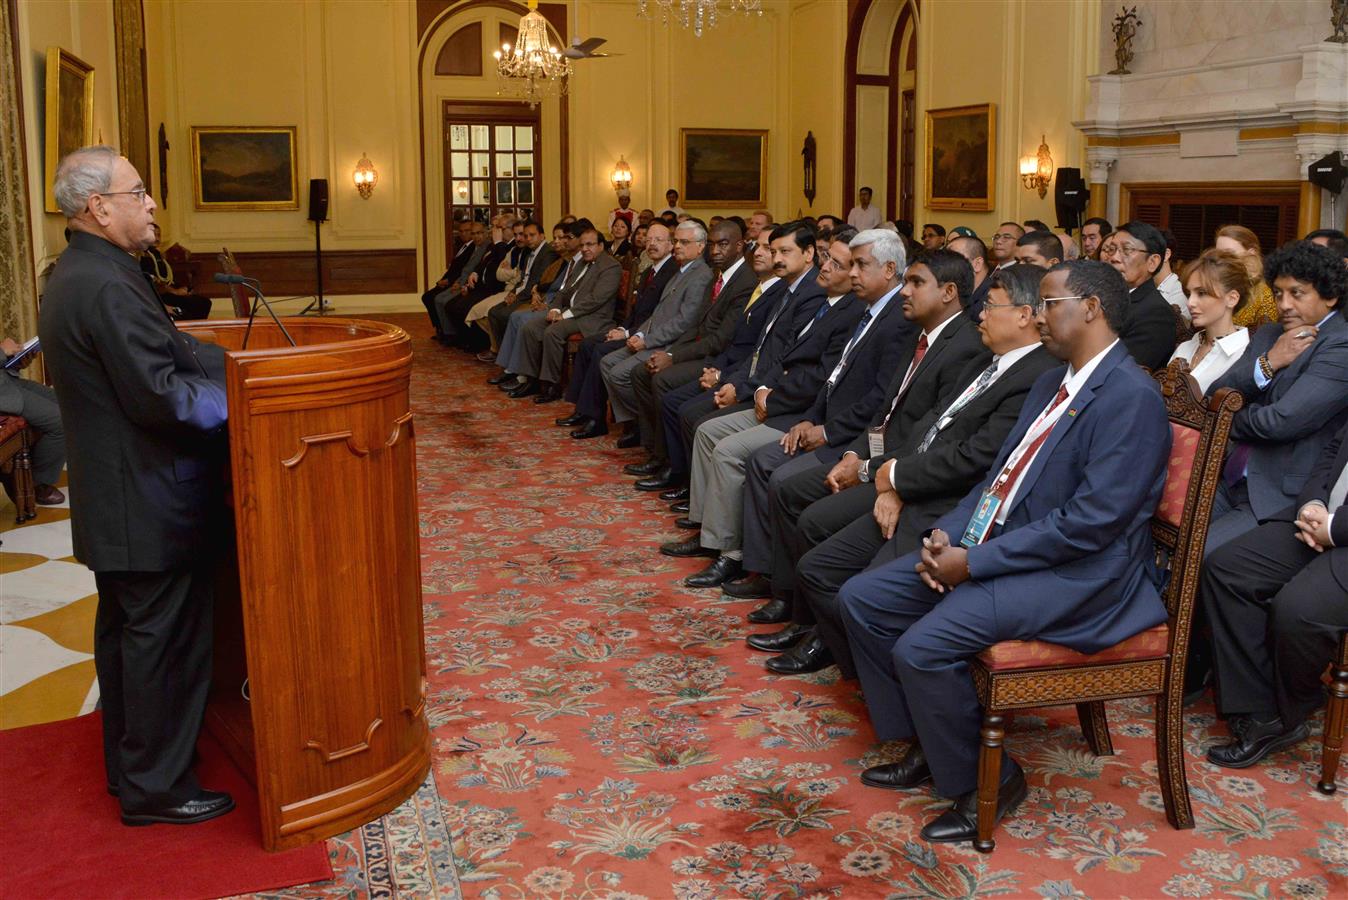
[966,359,1243,852]
[0,414,37,523]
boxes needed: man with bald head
[40,146,234,827]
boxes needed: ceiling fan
[562,36,617,60]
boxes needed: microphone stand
[217,276,297,349]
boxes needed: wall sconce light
[1019,136,1054,199]
[610,155,633,196]
[353,153,378,199]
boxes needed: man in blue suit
[840,259,1171,843]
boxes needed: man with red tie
[839,259,1171,843]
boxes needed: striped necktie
[917,359,999,452]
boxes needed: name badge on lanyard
[867,425,884,458]
[960,492,1002,547]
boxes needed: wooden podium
[179,317,430,851]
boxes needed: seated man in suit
[840,259,1171,843]
[140,224,210,320]
[508,227,623,402]
[558,222,678,438]
[493,223,582,390]
[423,219,475,334]
[948,235,991,320]
[0,337,66,505]
[1100,220,1181,370]
[467,219,553,360]
[626,225,764,489]
[1201,417,1348,768]
[599,221,716,438]
[441,218,522,352]
[432,220,490,344]
[1012,230,1063,269]
[662,228,866,588]
[754,266,1055,677]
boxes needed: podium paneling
[180,318,430,851]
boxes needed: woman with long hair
[1214,225,1277,328]
[1169,249,1251,392]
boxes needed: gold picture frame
[44,47,96,213]
[925,103,996,212]
[190,126,299,211]
[680,128,768,208]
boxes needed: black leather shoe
[660,537,715,558]
[1207,716,1309,769]
[121,790,236,827]
[556,412,587,427]
[669,501,690,514]
[860,744,932,790]
[625,459,664,477]
[765,635,836,674]
[571,420,608,439]
[685,555,743,588]
[747,598,790,624]
[746,623,808,652]
[507,379,539,398]
[675,516,700,530]
[660,486,690,502]
[722,574,772,599]
[636,469,678,491]
[533,383,562,404]
[487,371,516,385]
[616,432,642,449]
[920,762,1027,844]
[498,377,523,391]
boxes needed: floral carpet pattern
[284,314,1344,899]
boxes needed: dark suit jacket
[844,312,990,461]
[965,276,992,321]
[441,241,475,286]
[707,276,786,372]
[638,257,715,348]
[39,232,229,572]
[623,256,678,333]
[758,293,865,417]
[1212,314,1348,519]
[766,290,915,446]
[1122,280,1178,371]
[1292,419,1348,584]
[932,341,1171,654]
[666,259,757,364]
[725,269,827,397]
[517,243,559,298]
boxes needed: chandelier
[493,0,572,108]
[637,0,763,38]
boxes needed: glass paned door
[444,104,541,249]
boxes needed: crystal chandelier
[493,0,573,108]
[637,0,764,38]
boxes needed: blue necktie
[827,310,872,396]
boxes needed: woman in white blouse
[1169,249,1251,394]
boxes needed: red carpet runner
[0,712,332,899]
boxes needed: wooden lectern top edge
[180,317,410,359]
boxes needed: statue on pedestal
[1109,6,1142,74]
[1328,0,1348,43]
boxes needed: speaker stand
[299,219,333,316]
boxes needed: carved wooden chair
[966,360,1243,852]
[1319,633,1348,794]
[217,248,251,317]
[0,414,37,523]
[1169,303,1193,348]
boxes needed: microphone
[215,273,296,348]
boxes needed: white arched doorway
[844,0,918,223]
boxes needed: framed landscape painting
[681,128,767,207]
[44,47,95,213]
[925,104,996,211]
[191,126,299,210]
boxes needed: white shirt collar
[1062,339,1120,393]
[679,258,699,273]
[757,275,781,292]
[825,293,846,306]
[719,256,746,282]
[992,341,1041,375]
[867,285,902,319]
[570,251,583,262]
[650,254,672,273]
[920,309,961,345]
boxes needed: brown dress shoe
[35,484,65,505]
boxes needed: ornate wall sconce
[1019,136,1054,199]
[611,156,633,196]
[353,153,378,199]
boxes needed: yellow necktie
[744,283,764,311]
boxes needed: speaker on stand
[1307,151,1347,232]
[1054,167,1090,237]
[301,178,331,315]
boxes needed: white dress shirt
[1156,273,1190,319]
[624,254,673,339]
[1168,327,1249,394]
[847,205,883,230]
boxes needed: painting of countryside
[682,129,767,207]
[192,127,298,210]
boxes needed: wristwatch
[857,460,871,483]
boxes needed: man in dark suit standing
[840,260,1171,843]
[39,146,234,826]
[1201,417,1348,769]
[1101,221,1180,370]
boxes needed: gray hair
[675,220,707,243]
[53,145,120,218]
[850,228,906,271]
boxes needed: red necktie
[711,273,724,301]
[896,333,928,396]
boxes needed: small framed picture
[190,126,299,210]
[44,47,95,213]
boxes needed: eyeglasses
[1105,244,1148,257]
[96,188,150,204]
[992,232,1019,241]
[981,300,1028,311]
[821,255,848,271]
[1040,295,1086,308]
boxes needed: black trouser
[1203,519,1348,725]
[632,359,704,461]
[566,336,626,424]
[93,564,215,811]
[421,288,443,333]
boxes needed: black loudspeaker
[1308,151,1347,194]
[1054,167,1089,231]
[308,178,329,223]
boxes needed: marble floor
[0,474,101,730]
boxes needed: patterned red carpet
[323,314,1345,898]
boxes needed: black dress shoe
[675,516,700,530]
[860,744,932,790]
[121,790,236,827]
[636,469,678,491]
[660,537,716,558]
[556,412,587,427]
[507,379,539,398]
[669,500,690,514]
[1206,715,1309,769]
[533,383,562,403]
[571,420,608,439]
[746,623,808,652]
[488,371,516,385]
[624,459,664,477]
[722,574,772,599]
[920,761,1028,844]
[685,555,743,588]
[766,634,835,673]
[616,432,643,449]
[660,485,690,502]
[747,598,790,624]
